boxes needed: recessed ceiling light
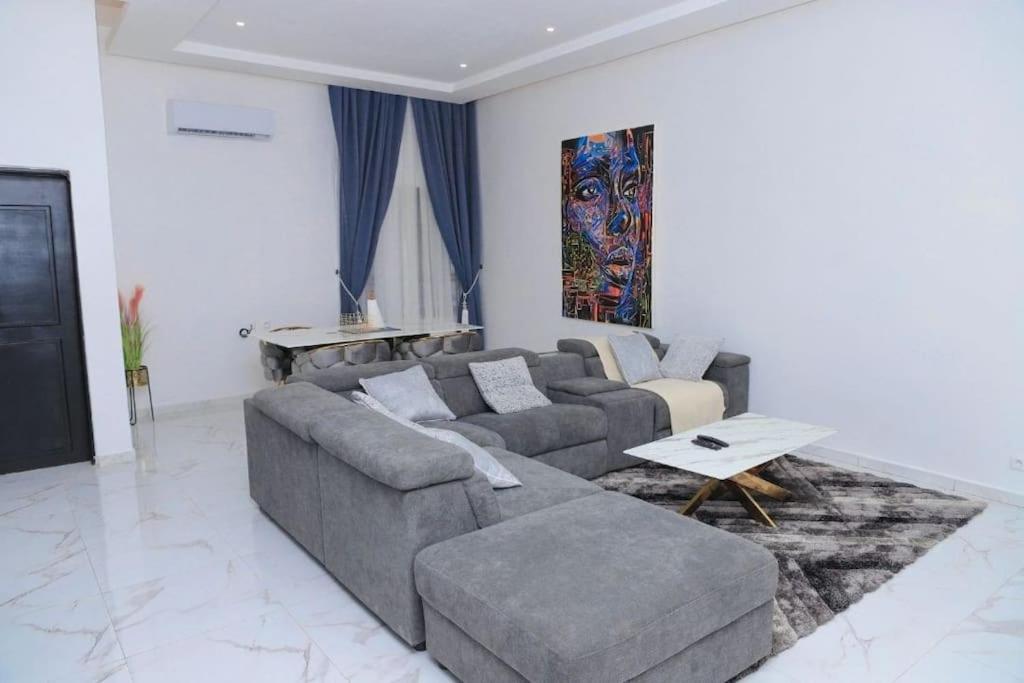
[235,20,246,27]
[546,26,555,32]
[459,63,468,69]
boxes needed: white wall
[99,53,340,408]
[477,0,1024,496]
[0,0,134,461]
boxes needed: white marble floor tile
[103,556,278,657]
[239,546,335,605]
[287,590,456,683]
[0,595,124,682]
[896,568,1024,682]
[68,480,202,532]
[82,506,239,591]
[0,508,102,615]
[0,475,68,519]
[52,660,135,683]
[210,509,307,557]
[126,608,346,683]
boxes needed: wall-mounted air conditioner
[166,100,275,140]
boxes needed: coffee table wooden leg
[679,479,720,516]
[730,471,791,501]
[725,481,777,527]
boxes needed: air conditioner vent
[167,100,274,140]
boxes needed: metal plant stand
[126,365,154,426]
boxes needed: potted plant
[119,285,151,386]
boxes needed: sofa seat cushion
[421,420,506,449]
[487,448,600,520]
[460,404,607,457]
[415,492,778,683]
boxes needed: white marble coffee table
[624,413,836,527]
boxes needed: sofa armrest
[710,351,750,369]
[251,382,352,443]
[548,386,658,475]
[548,377,629,398]
[309,411,474,492]
[703,351,750,417]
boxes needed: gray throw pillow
[468,356,551,414]
[349,390,420,428]
[350,391,521,488]
[607,333,663,385]
[358,365,455,422]
[660,335,723,381]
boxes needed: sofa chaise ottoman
[415,491,778,683]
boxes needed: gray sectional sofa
[245,343,773,682]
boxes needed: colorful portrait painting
[561,125,653,328]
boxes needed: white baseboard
[94,448,136,467]
[796,444,1024,508]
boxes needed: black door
[0,170,94,473]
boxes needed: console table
[257,322,483,381]
[258,322,482,350]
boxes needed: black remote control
[697,434,729,448]
[691,438,722,450]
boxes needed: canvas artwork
[561,125,653,328]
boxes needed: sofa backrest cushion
[287,359,440,395]
[421,348,546,418]
[539,352,585,383]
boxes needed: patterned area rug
[594,455,986,661]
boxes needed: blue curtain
[329,86,407,313]
[410,98,483,325]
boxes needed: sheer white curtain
[368,109,459,326]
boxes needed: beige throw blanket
[587,336,724,433]
[633,378,724,434]
[584,336,625,382]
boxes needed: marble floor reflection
[0,403,1021,682]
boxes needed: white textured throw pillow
[607,333,663,385]
[358,365,455,422]
[468,356,552,414]
[350,391,521,488]
[419,427,521,488]
[660,335,723,381]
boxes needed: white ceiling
[103,0,813,103]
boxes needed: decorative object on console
[468,356,552,414]
[596,455,986,665]
[358,364,455,422]
[562,124,654,327]
[335,268,365,323]
[660,335,723,381]
[364,294,386,328]
[607,332,663,385]
[118,284,154,425]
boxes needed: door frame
[1,166,96,467]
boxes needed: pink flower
[118,285,145,325]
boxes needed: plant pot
[127,366,149,387]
